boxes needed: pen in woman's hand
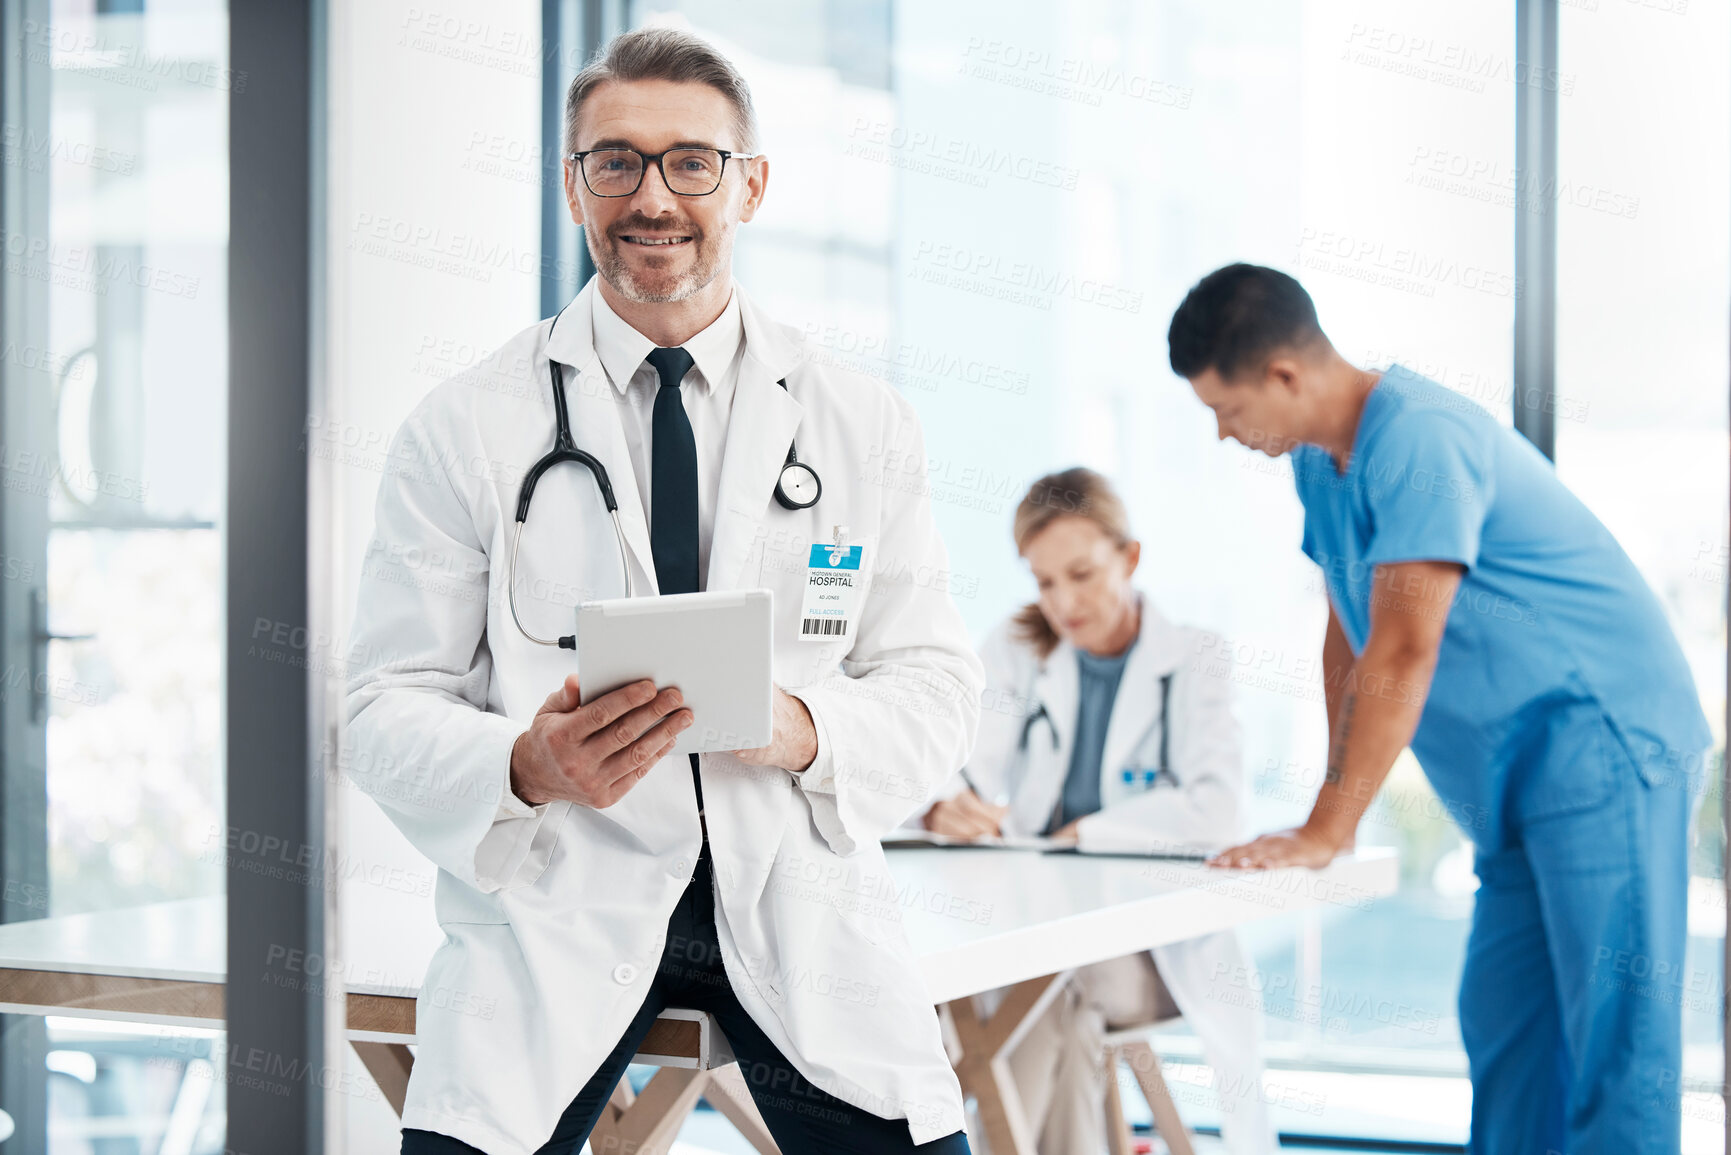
[924,787,1009,840]
[958,768,1009,808]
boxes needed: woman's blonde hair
[1010,467,1133,659]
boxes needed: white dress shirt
[590,285,745,590]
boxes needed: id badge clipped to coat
[799,526,864,641]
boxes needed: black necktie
[645,346,699,596]
[643,346,709,852]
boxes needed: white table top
[0,895,222,985]
[889,847,1395,1002]
[0,848,1397,1011]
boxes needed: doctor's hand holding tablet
[508,672,817,808]
[507,676,692,808]
[511,583,814,805]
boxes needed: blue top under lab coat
[1047,642,1135,833]
[1290,365,1712,848]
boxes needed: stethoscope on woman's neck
[1021,660,1179,836]
[1015,644,1179,772]
[506,301,823,650]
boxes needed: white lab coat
[345,279,984,1154]
[960,598,1278,1155]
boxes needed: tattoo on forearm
[1326,692,1357,786]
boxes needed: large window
[4,0,231,1148]
[39,0,227,920]
[1556,0,1729,1133]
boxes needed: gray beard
[589,230,728,303]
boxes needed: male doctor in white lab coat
[346,27,981,1155]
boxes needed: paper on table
[880,828,1060,850]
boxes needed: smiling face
[1021,515,1141,656]
[1187,359,1312,458]
[564,78,766,304]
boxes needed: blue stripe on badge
[807,544,863,570]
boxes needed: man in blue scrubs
[1166,263,1712,1153]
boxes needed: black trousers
[402,844,971,1155]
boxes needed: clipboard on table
[880,828,1216,861]
[1041,846,1214,862]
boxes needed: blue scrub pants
[1456,707,1703,1154]
[401,843,971,1155]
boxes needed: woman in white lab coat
[923,467,1278,1155]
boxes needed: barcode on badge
[800,617,848,637]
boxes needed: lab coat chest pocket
[751,511,811,593]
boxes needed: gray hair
[563,27,760,158]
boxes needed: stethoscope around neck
[506,306,823,650]
[1015,670,1181,775]
[1022,668,1181,836]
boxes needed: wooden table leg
[943,970,1073,1155]
[1102,1045,1134,1155]
[349,1035,776,1155]
[351,1041,414,1117]
[701,1064,782,1154]
[588,1064,783,1155]
[1121,1040,1196,1155]
[590,1067,705,1155]
[585,1077,636,1150]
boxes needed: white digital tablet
[574,589,774,757]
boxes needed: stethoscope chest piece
[775,460,822,510]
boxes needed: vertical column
[1513,0,1558,460]
[228,0,331,1150]
[542,0,634,317]
[0,0,55,1146]
[542,0,582,315]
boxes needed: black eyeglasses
[567,147,760,197]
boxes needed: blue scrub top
[1291,366,1711,839]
